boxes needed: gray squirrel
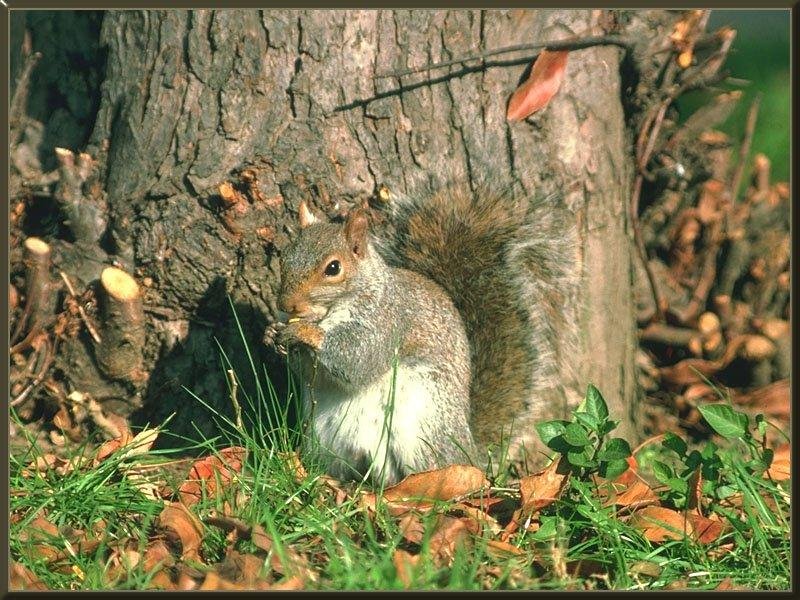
[270,179,579,485]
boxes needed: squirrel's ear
[298,201,319,229]
[344,209,369,258]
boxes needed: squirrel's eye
[324,260,341,277]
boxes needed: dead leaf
[766,444,790,481]
[199,571,250,590]
[10,561,47,590]
[519,456,570,515]
[146,568,178,590]
[507,49,569,121]
[22,454,71,478]
[427,515,475,567]
[218,550,270,589]
[142,539,175,572]
[383,464,489,503]
[176,566,202,590]
[613,455,640,487]
[629,506,693,542]
[687,510,725,544]
[397,512,426,545]
[179,446,247,505]
[485,539,524,559]
[629,560,662,579]
[393,549,420,589]
[158,502,204,561]
[716,577,749,590]
[686,468,703,513]
[451,502,502,536]
[610,479,659,511]
[271,575,306,590]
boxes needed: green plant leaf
[666,477,688,494]
[535,420,569,446]
[563,423,591,447]
[582,384,609,422]
[662,432,688,457]
[573,411,600,432]
[598,437,632,461]
[530,515,557,541]
[652,460,674,484]
[600,458,629,480]
[567,449,596,468]
[698,404,749,440]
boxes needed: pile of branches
[10,39,147,446]
[629,12,789,439]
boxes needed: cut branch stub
[14,237,53,343]
[95,267,146,384]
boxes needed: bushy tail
[373,178,580,457]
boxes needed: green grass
[9,303,791,590]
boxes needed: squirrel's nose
[279,294,310,318]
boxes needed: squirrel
[270,177,579,485]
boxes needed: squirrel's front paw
[264,321,288,354]
[277,320,325,352]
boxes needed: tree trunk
[44,9,673,444]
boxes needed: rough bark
[35,9,664,444]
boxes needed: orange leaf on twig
[507,49,569,121]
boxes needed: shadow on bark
[133,279,293,452]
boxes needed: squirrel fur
[274,177,579,485]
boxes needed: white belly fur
[304,362,439,482]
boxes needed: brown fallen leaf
[485,539,524,559]
[427,515,476,567]
[609,479,659,511]
[393,549,420,589]
[382,464,489,503]
[146,568,178,590]
[271,575,307,590]
[218,549,271,589]
[176,566,202,590]
[519,456,570,515]
[142,539,175,572]
[687,510,725,544]
[716,577,750,590]
[613,455,640,487]
[158,502,204,561]
[629,506,693,542]
[765,443,790,481]
[507,49,569,121]
[10,561,48,590]
[397,512,426,545]
[199,571,251,591]
[22,454,72,478]
[451,502,502,537]
[179,446,247,505]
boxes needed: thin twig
[376,34,633,80]
[60,271,102,344]
[10,339,54,408]
[728,94,762,208]
[630,174,667,323]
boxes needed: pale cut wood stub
[95,266,146,383]
[102,266,141,302]
[19,237,52,337]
